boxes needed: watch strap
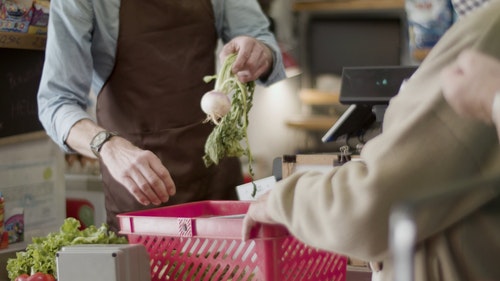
[90,131,117,158]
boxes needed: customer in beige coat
[243,1,500,281]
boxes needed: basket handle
[178,218,193,237]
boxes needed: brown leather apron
[97,0,242,232]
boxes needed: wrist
[259,43,274,81]
[90,131,118,158]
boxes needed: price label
[236,176,276,201]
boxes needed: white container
[56,244,151,281]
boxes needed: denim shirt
[38,0,286,152]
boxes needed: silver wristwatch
[90,131,117,158]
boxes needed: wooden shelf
[0,131,47,146]
[299,88,340,105]
[0,32,46,50]
[0,241,27,255]
[293,0,404,12]
[286,115,338,131]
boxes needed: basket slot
[121,201,347,281]
[279,237,347,281]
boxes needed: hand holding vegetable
[219,36,274,83]
[201,53,256,185]
[201,36,274,193]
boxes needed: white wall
[245,75,307,179]
[239,0,311,179]
[0,136,66,245]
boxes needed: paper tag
[236,176,276,201]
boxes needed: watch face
[94,132,107,144]
[91,131,112,157]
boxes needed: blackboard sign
[0,47,45,141]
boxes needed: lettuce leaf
[6,218,128,280]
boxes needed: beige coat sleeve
[266,1,500,262]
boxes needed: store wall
[244,0,312,179]
[0,137,66,279]
[246,74,308,179]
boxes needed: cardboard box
[27,24,46,34]
[0,0,34,33]
[29,0,48,27]
[0,194,7,249]
[281,153,341,178]
[4,207,24,243]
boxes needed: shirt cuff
[258,42,287,86]
[56,108,94,153]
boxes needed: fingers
[129,152,176,206]
[233,47,269,82]
[124,167,165,206]
[241,212,257,241]
[148,155,176,197]
[220,36,273,83]
[100,139,176,207]
[122,176,152,206]
[241,192,277,241]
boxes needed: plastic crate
[118,200,347,281]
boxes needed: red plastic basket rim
[118,200,290,239]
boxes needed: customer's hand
[441,50,500,124]
[220,36,274,83]
[100,136,176,206]
[242,192,278,241]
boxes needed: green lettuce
[6,218,128,280]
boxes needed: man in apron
[38,0,286,233]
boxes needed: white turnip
[201,53,257,196]
[201,90,231,124]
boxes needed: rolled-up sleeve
[37,0,95,152]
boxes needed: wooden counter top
[293,0,405,12]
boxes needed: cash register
[322,65,418,144]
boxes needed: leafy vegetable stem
[202,53,257,196]
[234,76,257,195]
[214,55,236,91]
[218,77,237,93]
[235,79,253,174]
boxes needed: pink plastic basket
[118,200,347,281]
